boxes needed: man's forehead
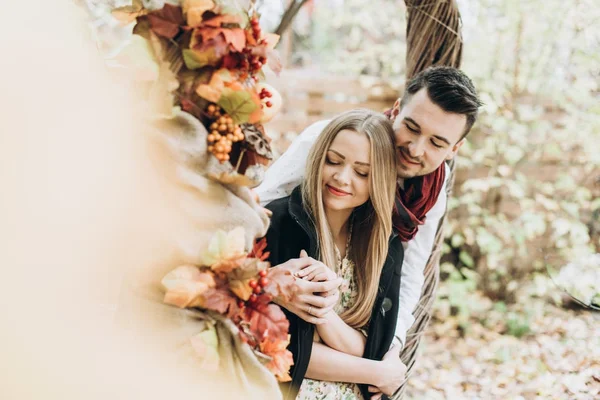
[396,89,467,141]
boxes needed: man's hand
[270,251,342,325]
[368,344,407,399]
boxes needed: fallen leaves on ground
[406,287,600,400]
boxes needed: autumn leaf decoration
[160,227,293,381]
[112,0,282,175]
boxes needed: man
[258,66,482,396]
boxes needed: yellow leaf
[202,227,247,272]
[184,0,215,27]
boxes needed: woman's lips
[326,185,351,196]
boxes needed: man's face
[391,88,467,179]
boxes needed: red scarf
[384,108,446,242]
[393,166,446,242]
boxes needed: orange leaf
[260,337,294,382]
[221,28,246,52]
[248,237,270,261]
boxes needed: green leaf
[218,88,259,124]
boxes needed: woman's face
[321,129,371,213]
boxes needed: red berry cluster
[237,269,270,307]
[259,87,273,108]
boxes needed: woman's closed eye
[355,169,369,178]
[325,157,340,166]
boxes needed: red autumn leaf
[260,337,294,382]
[147,4,185,39]
[263,267,297,303]
[242,297,289,342]
[248,237,270,261]
[203,14,242,28]
[202,285,240,318]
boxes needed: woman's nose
[333,166,351,184]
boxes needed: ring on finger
[308,306,313,315]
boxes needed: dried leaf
[112,0,147,25]
[161,265,216,308]
[242,297,289,342]
[195,68,229,102]
[218,87,260,125]
[202,285,240,318]
[260,336,294,382]
[262,33,280,50]
[241,124,273,160]
[221,28,246,52]
[263,267,297,303]
[190,323,220,371]
[203,14,242,28]
[183,0,215,27]
[201,227,247,273]
[147,4,185,39]
[227,258,268,301]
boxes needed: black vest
[265,187,404,400]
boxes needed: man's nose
[408,138,425,158]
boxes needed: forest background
[258,0,599,398]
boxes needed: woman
[265,109,405,399]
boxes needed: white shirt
[256,120,448,348]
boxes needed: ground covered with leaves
[405,287,600,400]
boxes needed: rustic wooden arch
[393,1,463,398]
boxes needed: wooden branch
[274,0,310,36]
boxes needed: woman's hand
[270,251,342,325]
[369,344,407,398]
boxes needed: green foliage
[288,0,600,303]
[442,0,600,301]
[290,0,407,82]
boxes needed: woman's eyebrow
[328,149,370,166]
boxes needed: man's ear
[390,98,401,121]
[446,138,465,160]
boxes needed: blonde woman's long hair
[302,109,397,329]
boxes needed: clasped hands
[271,249,342,325]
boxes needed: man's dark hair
[401,66,483,139]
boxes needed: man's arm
[394,162,449,348]
[255,120,330,206]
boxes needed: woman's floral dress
[296,241,365,400]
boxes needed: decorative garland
[161,227,296,381]
[111,1,294,382]
[113,0,282,186]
